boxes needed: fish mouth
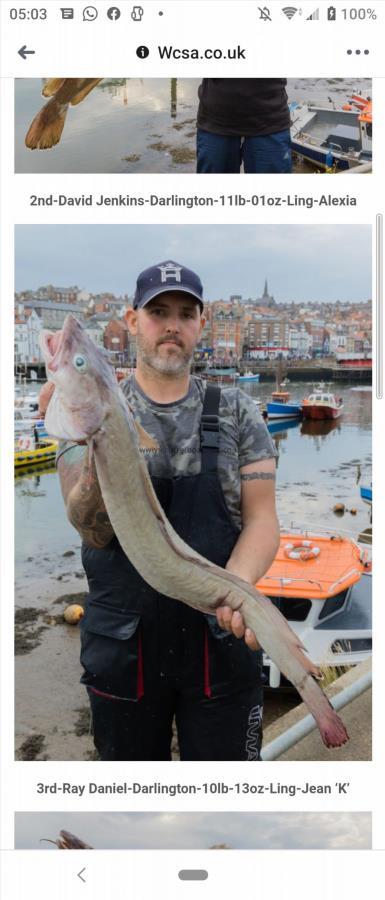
[41,315,84,372]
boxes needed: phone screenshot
[0,1,382,897]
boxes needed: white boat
[256,529,371,689]
[14,394,39,416]
[14,412,47,437]
[290,95,372,171]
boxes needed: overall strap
[200,384,221,473]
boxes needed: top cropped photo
[15,77,372,174]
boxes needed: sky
[14,812,371,850]
[14,225,371,304]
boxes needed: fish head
[40,314,118,441]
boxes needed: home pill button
[178,871,208,881]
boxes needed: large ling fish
[40,315,349,749]
[41,830,93,849]
[25,78,102,150]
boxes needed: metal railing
[261,669,372,760]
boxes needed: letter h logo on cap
[158,263,182,283]
[133,260,204,310]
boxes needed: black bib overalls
[80,385,264,760]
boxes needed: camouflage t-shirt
[120,375,277,529]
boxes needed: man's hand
[216,606,260,650]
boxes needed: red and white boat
[302,385,344,421]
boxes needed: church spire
[263,278,268,297]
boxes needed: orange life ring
[284,540,321,561]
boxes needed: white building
[288,327,313,357]
[14,309,43,364]
[249,346,289,361]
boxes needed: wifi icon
[282,6,298,18]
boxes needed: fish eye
[73,354,88,372]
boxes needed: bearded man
[43,260,279,761]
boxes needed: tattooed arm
[227,457,279,582]
[57,445,114,549]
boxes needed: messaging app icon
[83,5,98,20]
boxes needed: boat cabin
[305,390,341,407]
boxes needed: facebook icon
[107,6,121,19]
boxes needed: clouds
[15,812,371,850]
[15,225,371,303]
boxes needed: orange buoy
[284,540,321,562]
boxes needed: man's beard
[136,332,193,375]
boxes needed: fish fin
[134,420,159,452]
[69,79,102,106]
[25,103,68,150]
[42,78,66,97]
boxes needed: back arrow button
[18,45,36,60]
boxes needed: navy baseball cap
[133,260,204,311]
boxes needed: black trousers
[88,682,263,762]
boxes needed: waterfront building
[14,308,43,364]
[20,299,86,330]
[246,318,290,353]
[103,317,130,361]
[211,300,243,361]
[249,345,290,361]
[288,325,313,358]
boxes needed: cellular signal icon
[282,7,298,19]
[306,8,319,19]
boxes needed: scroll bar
[376,214,383,399]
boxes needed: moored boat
[15,436,58,469]
[256,531,372,688]
[360,485,372,504]
[290,95,372,172]
[203,367,239,385]
[14,412,48,437]
[302,386,344,420]
[239,371,260,382]
[267,390,302,419]
[14,394,39,417]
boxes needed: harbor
[15,379,372,761]
[15,78,372,175]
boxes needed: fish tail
[239,590,348,748]
[25,99,68,150]
[70,79,102,106]
[42,78,66,97]
[296,674,349,748]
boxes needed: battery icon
[327,5,336,19]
